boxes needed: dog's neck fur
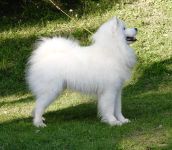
[92,34,136,68]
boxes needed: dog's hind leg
[33,82,63,127]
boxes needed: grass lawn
[0,0,172,149]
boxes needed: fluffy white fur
[26,17,137,127]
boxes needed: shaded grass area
[124,58,172,96]
[0,91,172,149]
[0,0,172,149]
[0,0,137,32]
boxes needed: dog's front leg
[114,89,130,124]
[98,90,122,126]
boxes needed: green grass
[0,0,172,149]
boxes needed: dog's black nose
[135,28,138,32]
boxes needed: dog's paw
[101,116,123,126]
[33,119,47,128]
[109,120,123,126]
[119,118,130,124]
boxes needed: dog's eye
[123,27,126,30]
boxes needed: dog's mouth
[126,36,137,42]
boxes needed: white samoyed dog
[26,17,138,127]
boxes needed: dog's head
[119,19,138,44]
[92,17,138,45]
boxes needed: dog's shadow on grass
[45,102,97,122]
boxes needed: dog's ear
[111,17,119,27]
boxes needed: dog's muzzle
[126,28,138,42]
[126,36,137,42]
